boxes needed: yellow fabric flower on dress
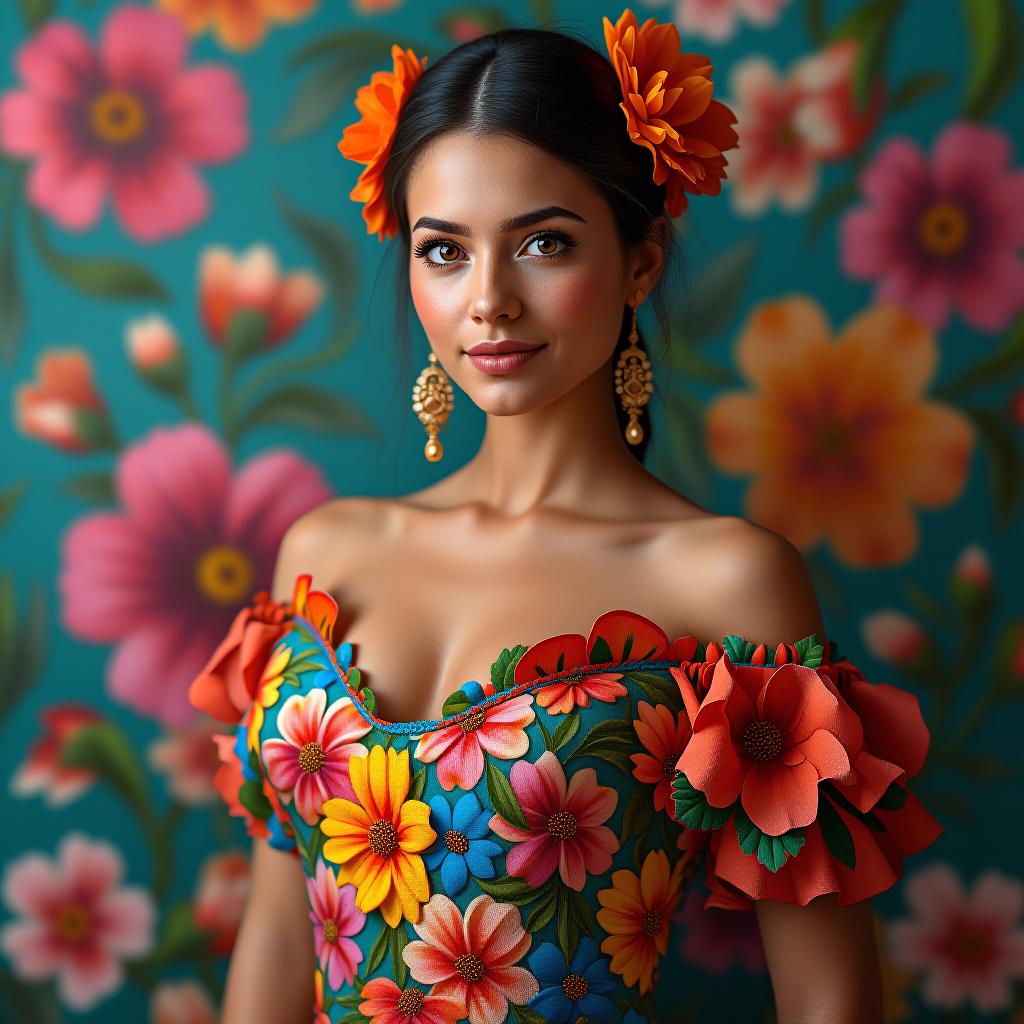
[603,7,739,216]
[596,848,685,994]
[245,642,291,752]
[337,44,428,241]
[319,746,436,927]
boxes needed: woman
[189,10,941,1023]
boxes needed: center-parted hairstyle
[338,11,739,463]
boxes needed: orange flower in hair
[337,43,428,240]
[603,8,739,216]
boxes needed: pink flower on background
[262,690,372,825]
[58,422,333,726]
[151,980,217,1024]
[726,41,882,215]
[887,863,1024,1013]
[645,0,791,42]
[9,703,104,806]
[200,244,324,348]
[402,893,538,1024]
[192,850,249,954]
[413,692,535,791]
[307,860,365,990]
[674,886,766,974]
[489,750,619,891]
[0,4,248,242]
[0,833,155,1010]
[14,349,110,453]
[147,717,222,804]
[860,611,929,666]
[840,122,1024,333]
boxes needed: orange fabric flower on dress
[337,44,428,240]
[603,8,739,216]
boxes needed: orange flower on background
[157,0,317,51]
[603,8,739,216]
[338,44,428,240]
[705,297,975,567]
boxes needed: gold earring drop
[412,350,454,462]
[614,289,653,445]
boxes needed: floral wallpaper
[0,0,1022,1021]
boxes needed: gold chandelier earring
[614,289,654,445]
[411,350,454,462]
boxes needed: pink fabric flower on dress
[307,860,365,990]
[887,863,1024,1014]
[489,750,619,891]
[0,4,248,242]
[358,976,466,1024]
[402,893,539,1024]
[58,422,332,727]
[262,690,372,825]
[840,121,1024,333]
[0,833,155,1011]
[413,691,535,791]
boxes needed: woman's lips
[465,346,545,375]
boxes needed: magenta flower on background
[58,423,332,726]
[262,691,372,825]
[307,860,365,990]
[840,122,1024,333]
[0,833,155,1011]
[488,750,619,891]
[887,862,1024,1013]
[0,4,248,242]
[674,886,766,975]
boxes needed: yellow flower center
[641,908,661,937]
[55,902,91,942]
[743,720,784,761]
[562,972,589,1000]
[322,919,338,944]
[367,818,398,857]
[444,829,469,854]
[460,709,486,733]
[454,952,486,982]
[397,988,426,1015]
[89,89,147,145]
[194,546,253,604]
[918,200,969,256]
[546,810,578,840]
[299,741,326,774]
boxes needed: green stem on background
[176,390,204,423]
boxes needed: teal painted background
[1,0,1022,1020]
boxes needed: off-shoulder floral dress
[189,572,942,1024]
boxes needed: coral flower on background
[489,750,619,891]
[307,860,365,990]
[653,0,792,42]
[262,690,372,824]
[156,0,317,51]
[199,244,324,349]
[150,980,217,1024]
[146,716,222,804]
[705,296,974,567]
[14,349,112,453]
[59,422,332,726]
[602,8,739,216]
[320,746,435,927]
[0,5,248,242]
[840,121,1024,333]
[0,833,155,1010]
[402,893,538,1024]
[192,849,249,954]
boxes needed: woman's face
[404,131,664,416]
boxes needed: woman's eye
[416,231,575,269]
[424,241,462,265]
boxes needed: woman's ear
[627,216,669,299]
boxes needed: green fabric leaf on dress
[732,804,806,872]
[671,772,734,830]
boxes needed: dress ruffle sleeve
[667,635,943,911]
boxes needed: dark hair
[373,24,688,465]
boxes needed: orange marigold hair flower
[337,43,428,240]
[603,8,739,216]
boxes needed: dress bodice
[189,572,942,1024]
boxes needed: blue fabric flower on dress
[422,791,502,894]
[622,1012,646,1024]
[526,936,617,1023]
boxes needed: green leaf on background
[0,481,28,531]
[960,0,1021,118]
[888,70,952,111]
[963,405,1022,531]
[0,577,48,727]
[0,181,24,366]
[60,471,117,505]
[993,619,1024,699]
[659,388,713,506]
[27,210,167,300]
[551,710,580,752]
[233,384,379,439]
[935,316,1024,398]
[16,0,55,29]
[274,58,371,143]
[675,237,758,344]
[0,968,61,1024]
[286,29,429,71]
[60,721,151,824]
[524,881,558,932]
[732,804,806,872]
[902,581,954,629]
[818,792,856,868]
[363,926,389,978]
[804,0,827,45]
[150,901,211,962]
[536,713,555,753]
[473,875,538,904]
[388,925,409,987]
[486,760,528,830]
[622,670,682,711]
[525,0,556,26]
[671,772,733,830]
[565,718,635,772]
[827,0,906,111]
[408,767,427,802]
[555,883,580,964]
[621,782,655,845]
[511,1005,549,1024]
[804,176,859,249]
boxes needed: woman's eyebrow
[410,205,587,235]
